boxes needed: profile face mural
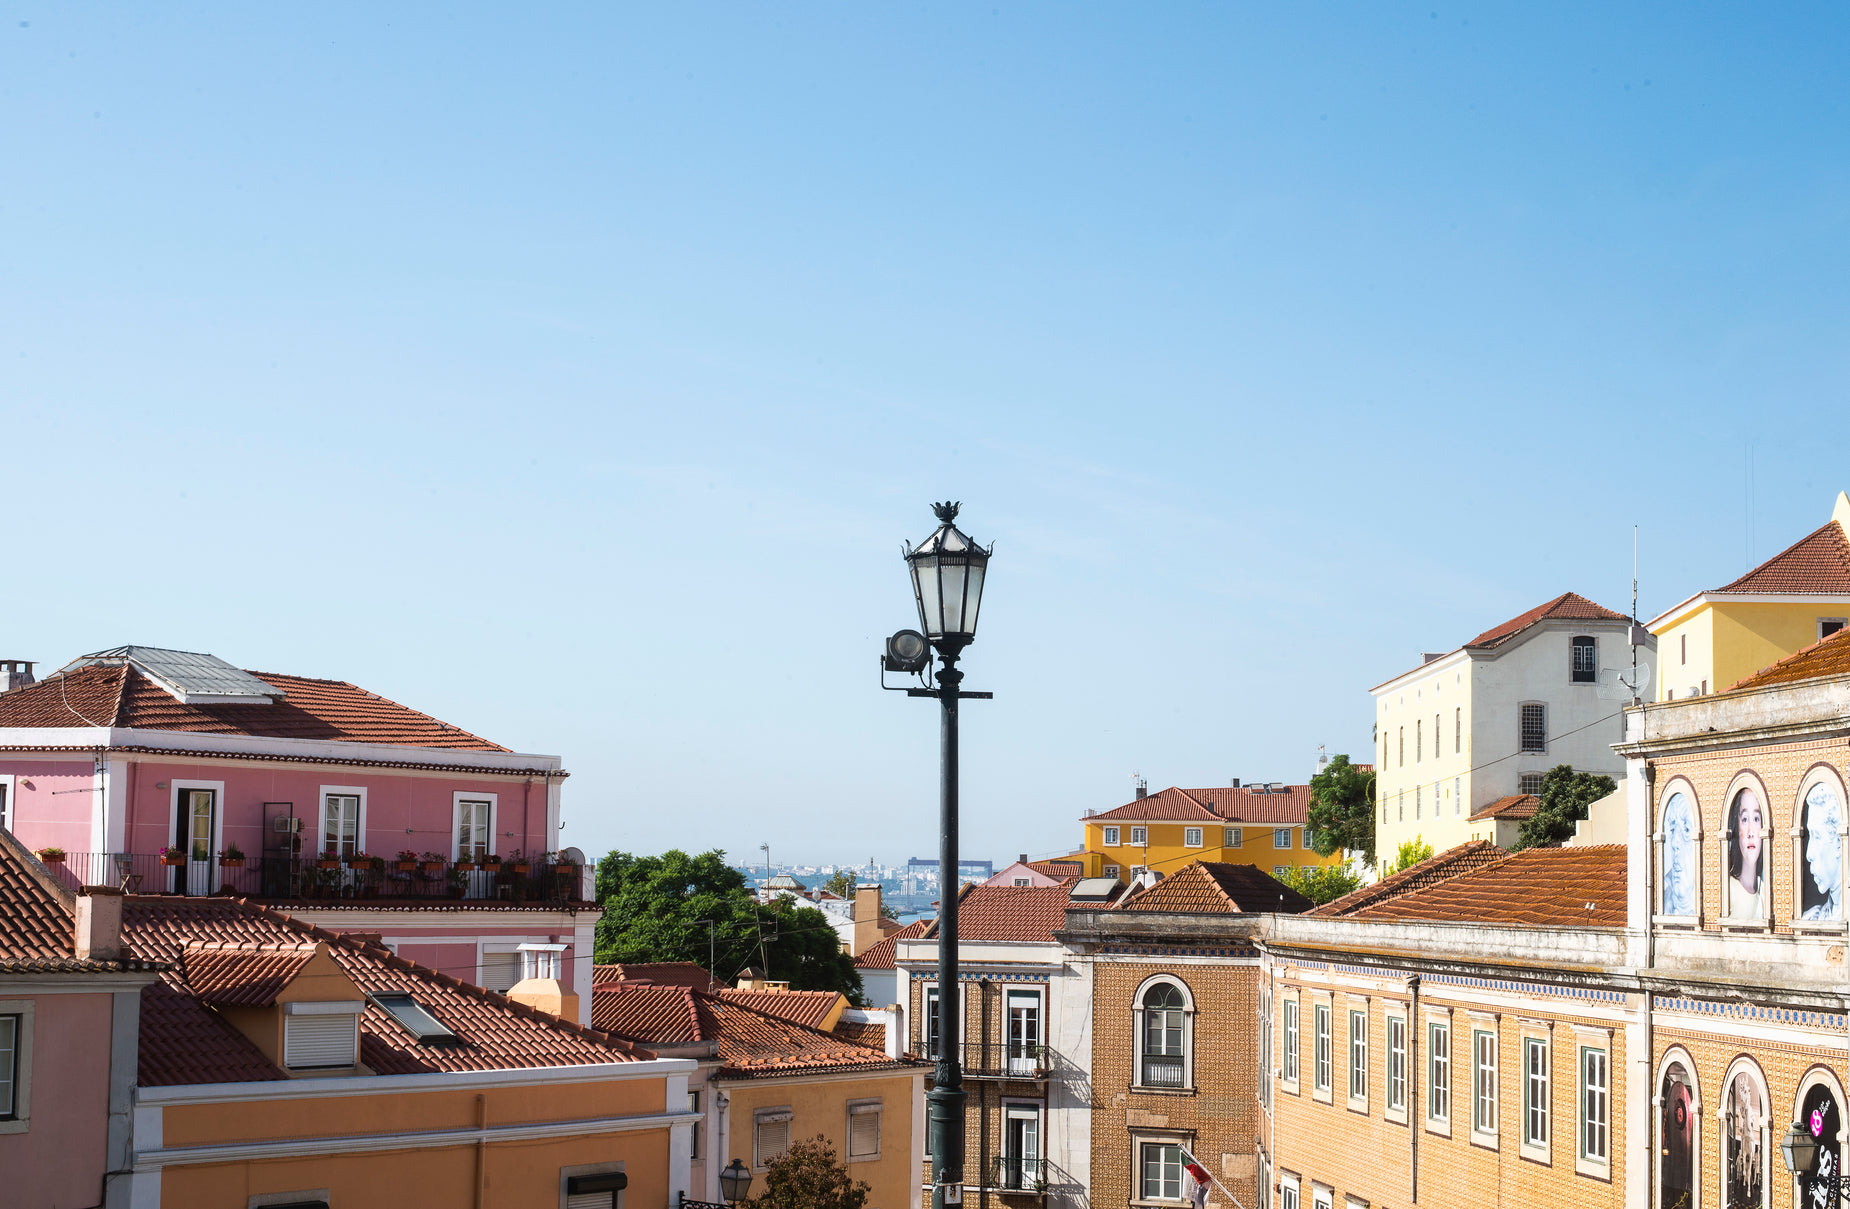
[1799,1084,1843,1209]
[1726,1071,1764,1209]
[1663,791,1696,916]
[1800,779,1845,922]
[1661,1063,1694,1209]
[1727,787,1767,921]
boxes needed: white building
[1371,591,1653,856]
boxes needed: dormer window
[519,943,566,981]
[282,1002,363,1070]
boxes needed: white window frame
[1133,974,1194,1092]
[1519,703,1547,754]
[519,943,566,981]
[1521,1034,1550,1162]
[1129,826,1148,846]
[1427,1016,1451,1135]
[1472,1027,1499,1144]
[1313,1003,1332,1098]
[1278,1171,1301,1209]
[282,1001,363,1070]
[1386,1013,1407,1121]
[1225,827,1242,847]
[0,1001,34,1133]
[0,773,13,832]
[1578,1041,1610,1176]
[1184,827,1203,848]
[753,1108,793,1170]
[1347,1008,1368,1110]
[1274,828,1292,850]
[924,984,942,1059]
[1001,1099,1043,1189]
[1823,618,1849,642]
[1104,864,1120,878]
[317,784,368,859]
[846,1098,882,1162]
[1282,997,1300,1091]
[167,778,227,891]
[1005,986,1044,1074]
[1133,1136,1189,1205]
[1104,826,1120,847]
[688,1090,701,1160]
[452,791,498,862]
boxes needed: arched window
[1134,977,1193,1091]
[1658,781,1699,919]
[1793,765,1847,925]
[1659,1053,1698,1209]
[1721,1058,1769,1209]
[1722,775,1772,925]
[1792,1066,1847,1207]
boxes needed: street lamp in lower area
[719,1159,753,1205]
[1782,1118,1846,1202]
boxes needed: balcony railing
[1141,1052,1186,1087]
[958,1040,1047,1079]
[989,1156,1045,1193]
[40,852,590,904]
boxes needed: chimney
[1229,778,1241,788]
[0,660,35,693]
[1018,853,1028,864]
[1134,778,1148,800]
[76,886,125,962]
[852,885,886,957]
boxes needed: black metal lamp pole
[885,502,993,1209]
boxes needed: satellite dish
[560,846,585,865]
[1596,663,1653,701]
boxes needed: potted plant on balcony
[395,849,419,873]
[317,846,343,871]
[36,846,65,865]
[483,852,502,869]
[455,854,478,872]
[349,851,381,871]
[419,850,445,875]
[217,843,245,869]
[507,849,530,875]
[445,865,468,899]
[160,845,186,867]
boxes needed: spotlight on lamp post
[1782,1117,1848,1203]
[880,501,994,1209]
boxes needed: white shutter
[481,952,522,992]
[566,1194,613,1209]
[755,1112,792,1165]
[284,1014,357,1068]
[849,1105,881,1157]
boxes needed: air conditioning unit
[273,816,303,833]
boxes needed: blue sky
[3,5,1846,866]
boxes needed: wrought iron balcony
[989,1155,1046,1194]
[39,851,590,905]
[957,1040,1048,1080]
[1140,1052,1186,1088]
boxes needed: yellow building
[1649,490,1850,701]
[1077,782,1343,883]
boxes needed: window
[519,943,565,981]
[1680,633,1687,665]
[1130,827,1148,846]
[0,775,9,832]
[1435,714,1441,760]
[1006,989,1042,1074]
[1141,982,1187,1088]
[1140,1142,1183,1201]
[1104,826,1120,847]
[564,1167,628,1209]
[1387,1017,1407,1114]
[1580,1047,1608,1162]
[372,992,459,1045]
[848,1102,881,1160]
[1184,827,1203,848]
[1283,999,1299,1083]
[1274,866,1286,878]
[1571,636,1597,683]
[1314,1004,1331,1092]
[282,1003,362,1069]
[1473,1029,1498,1136]
[1416,719,1422,762]
[1013,877,1031,886]
[925,986,941,1058]
[1225,827,1242,847]
[1104,865,1120,878]
[322,791,361,857]
[0,1014,16,1121]
[1002,1104,1040,1188]
[689,1091,701,1159]
[1519,772,1546,796]
[1455,777,1462,817]
[1823,619,1846,641]
[480,951,521,992]
[754,1110,792,1168]
[1455,707,1462,753]
[1259,990,1272,1110]
[1279,1178,1300,1209]
[455,795,493,862]
[1274,828,1292,849]
[1398,726,1404,767]
[1520,704,1547,753]
[1523,1038,1549,1149]
[1428,1020,1450,1123]
[1303,827,1317,849]
[1348,1011,1367,1102]
[1416,786,1421,819]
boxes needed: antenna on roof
[1598,525,1650,704]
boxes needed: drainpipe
[1642,760,1657,1209]
[1407,974,1421,1207]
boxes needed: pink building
[0,646,601,1023]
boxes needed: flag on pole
[1184,1158,1213,1209]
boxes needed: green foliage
[1279,861,1365,906]
[821,869,857,899]
[1305,754,1378,867]
[1514,765,1617,850]
[747,1136,870,1209]
[592,849,865,1003]
[1383,837,1435,875]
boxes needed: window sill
[1790,920,1849,936]
[1716,919,1771,933]
[1425,1118,1451,1140]
[1131,1085,1197,1096]
[1384,1109,1408,1127]
[0,1119,27,1136]
[1575,1157,1612,1181]
[1311,1087,1333,1105]
[1651,914,1701,928]
[1519,1143,1551,1166]
[1346,1097,1368,1115]
[1470,1130,1499,1152]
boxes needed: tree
[1382,837,1434,876]
[1514,764,1617,850]
[1280,861,1364,905]
[592,849,866,1003]
[1305,754,1378,867]
[748,1136,870,1209]
[821,869,857,899]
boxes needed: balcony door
[177,788,217,896]
[1003,1103,1041,1189]
[1007,990,1042,1074]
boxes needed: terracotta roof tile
[124,896,646,1084]
[718,988,842,1030]
[138,980,287,1086]
[588,984,913,1078]
[1717,520,1850,593]
[0,828,162,973]
[1463,593,1629,651]
[1312,841,1508,917]
[1117,861,1315,914]
[592,982,715,1043]
[1345,845,1626,929]
[1090,784,1314,826]
[1725,624,1850,692]
[1026,860,1084,878]
[592,962,724,993]
[854,919,929,970]
[833,1019,886,1050]
[0,663,507,751]
[181,944,317,1007]
[1468,794,1542,822]
[922,883,1074,945]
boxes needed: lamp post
[719,1159,753,1204]
[1783,1117,1848,1203]
[883,501,993,1209]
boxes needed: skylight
[65,646,284,705]
[371,992,461,1045]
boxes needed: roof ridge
[1716,518,1850,593]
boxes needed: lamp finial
[932,501,961,524]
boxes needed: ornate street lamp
[1783,1116,1847,1203]
[882,501,994,1209]
[719,1159,753,1205]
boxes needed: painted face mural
[1662,792,1695,916]
[1802,780,1845,922]
[1728,788,1766,920]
